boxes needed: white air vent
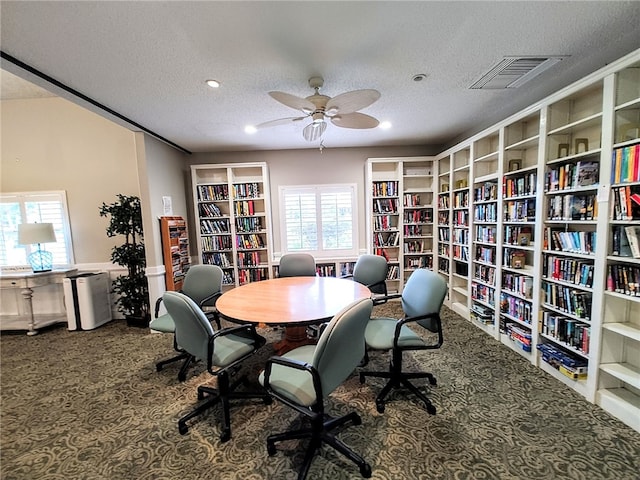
[470,56,566,89]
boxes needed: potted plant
[99,194,150,327]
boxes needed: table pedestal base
[273,326,317,355]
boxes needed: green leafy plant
[99,194,149,322]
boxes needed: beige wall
[190,145,435,255]
[1,97,140,264]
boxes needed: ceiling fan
[254,76,381,142]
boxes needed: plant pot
[126,314,150,328]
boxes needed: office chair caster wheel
[178,372,187,382]
[360,463,372,478]
[429,377,437,386]
[352,413,362,426]
[375,401,385,414]
[156,364,163,372]
[359,373,365,384]
[178,423,188,435]
[267,442,277,456]
[263,396,273,405]
[220,429,231,443]
[426,403,436,415]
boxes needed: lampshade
[18,223,56,245]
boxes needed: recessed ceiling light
[206,79,220,88]
[412,73,428,82]
[244,125,257,134]
[379,121,392,130]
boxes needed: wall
[189,145,434,255]
[0,97,140,265]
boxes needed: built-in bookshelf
[191,163,273,288]
[470,131,500,336]
[432,50,640,432]
[159,216,190,291]
[367,157,435,293]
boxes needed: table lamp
[18,223,56,272]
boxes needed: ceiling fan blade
[269,91,316,112]
[325,89,380,115]
[302,121,327,142]
[255,116,307,129]
[331,112,380,129]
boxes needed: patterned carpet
[1,303,639,480]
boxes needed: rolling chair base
[359,364,437,415]
[267,412,371,480]
[155,352,195,382]
[178,372,271,442]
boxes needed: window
[0,191,74,269]
[280,184,357,258]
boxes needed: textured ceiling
[1,1,639,153]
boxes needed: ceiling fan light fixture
[244,125,257,134]
[325,106,339,116]
[312,112,324,124]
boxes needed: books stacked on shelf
[500,292,532,324]
[474,203,498,222]
[198,203,223,217]
[536,343,588,380]
[404,225,424,237]
[372,181,399,197]
[238,268,268,285]
[374,231,399,247]
[607,263,640,297]
[233,182,260,198]
[610,226,640,257]
[506,323,532,352]
[611,143,640,183]
[234,200,255,216]
[236,234,264,249]
[547,193,597,221]
[475,225,497,243]
[405,256,432,269]
[503,172,536,197]
[502,273,533,298]
[611,184,640,220]
[543,228,596,255]
[438,258,449,273]
[237,251,262,267]
[503,199,536,222]
[373,198,398,213]
[503,226,532,246]
[474,182,498,202]
[470,303,494,324]
[386,265,400,280]
[474,264,495,285]
[471,283,495,305]
[403,209,432,223]
[545,161,599,191]
[198,184,228,201]
[200,219,230,234]
[541,312,590,355]
[201,236,232,251]
[403,194,421,207]
[236,217,262,232]
[316,264,336,277]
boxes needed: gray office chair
[342,254,388,301]
[359,269,447,415]
[163,291,269,442]
[150,264,223,382]
[260,298,374,480]
[278,253,316,277]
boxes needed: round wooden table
[216,276,371,353]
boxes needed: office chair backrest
[163,291,215,361]
[312,298,373,397]
[401,269,447,332]
[181,264,223,307]
[279,253,316,277]
[352,254,388,294]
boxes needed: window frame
[278,183,358,260]
[0,191,75,270]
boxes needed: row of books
[474,203,498,222]
[500,292,533,324]
[502,273,533,299]
[386,265,400,280]
[374,231,399,247]
[611,144,640,184]
[543,228,596,255]
[235,217,262,233]
[475,245,495,264]
[198,202,223,217]
[503,199,536,222]
[232,182,261,199]
[536,343,588,380]
[453,210,469,226]
[237,251,263,267]
[502,248,529,270]
[236,233,265,250]
[471,302,494,324]
[503,172,536,198]
[453,190,469,208]
[404,210,432,223]
[453,245,469,261]
[201,235,232,251]
[238,268,268,285]
[438,227,450,242]
[198,184,229,201]
[405,256,432,269]
[403,194,422,207]
[607,264,640,297]
[438,244,450,256]
[437,258,450,274]
[504,226,532,246]
[373,198,398,213]
[202,252,232,268]
[473,263,496,286]
[404,240,426,253]
[200,219,230,234]
[545,160,598,192]
[453,227,469,244]
[610,184,640,220]
[234,200,256,216]
[316,265,336,277]
[474,182,498,202]
[547,193,596,221]
[475,225,497,244]
[542,281,592,320]
[372,181,398,197]
[438,212,450,225]
[505,323,532,352]
[404,225,424,237]
[611,226,640,258]
[471,282,495,306]
[541,312,590,355]
[543,256,595,288]
[373,215,396,231]
[438,195,450,209]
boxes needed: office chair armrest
[199,291,223,308]
[373,292,402,304]
[263,355,323,409]
[393,313,443,350]
[212,323,264,345]
[340,274,354,280]
[154,297,164,318]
